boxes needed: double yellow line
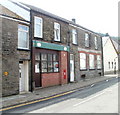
[0,89,77,112]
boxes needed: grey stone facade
[1,2,103,96]
[31,11,69,45]
[1,6,30,96]
[69,25,103,81]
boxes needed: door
[19,63,24,92]
[19,61,29,93]
[70,54,75,82]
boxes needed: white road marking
[91,84,94,87]
[73,91,105,107]
[73,83,118,107]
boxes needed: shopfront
[32,40,69,88]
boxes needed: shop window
[54,22,60,41]
[18,24,29,49]
[34,16,43,38]
[80,53,86,70]
[35,53,59,73]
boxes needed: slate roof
[22,3,100,36]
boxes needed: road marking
[0,90,77,112]
[91,84,95,87]
[73,91,105,107]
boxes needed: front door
[19,61,29,93]
[70,54,75,82]
[19,63,24,92]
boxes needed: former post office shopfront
[28,5,70,89]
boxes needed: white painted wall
[102,36,118,74]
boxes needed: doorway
[19,61,29,93]
[70,54,75,82]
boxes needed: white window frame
[95,36,98,49]
[80,53,87,70]
[85,33,89,47]
[54,22,60,41]
[34,16,43,38]
[18,24,29,49]
[89,54,95,69]
[97,55,101,69]
[72,29,77,44]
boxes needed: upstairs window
[18,24,29,49]
[72,29,77,44]
[54,22,60,41]
[80,53,86,70]
[34,16,43,38]
[95,36,98,49]
[85,33,90,47]
[89,54,95,69]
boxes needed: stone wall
[69,25,103,81]
[2,18,19,96]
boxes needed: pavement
[0,74,119,109]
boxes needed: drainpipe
[101,36,104,76]
[30,10,33,92]
[67,28,71,83]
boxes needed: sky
[16,0,118,36]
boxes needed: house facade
[102,36,119,74]
[1,0,103,96]
[68,22,103,82]
[1,1,31,96]
[29,5,70,89]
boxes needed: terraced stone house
[1,0,103,96]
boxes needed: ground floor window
[97,55,101,69]
[80,53,86,70]
[35,52,59,73]
[89,54,95,69]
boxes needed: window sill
[80,69,87,71]
[17,48,30,51]
[34,37,43,39]
[72,43,78,46]
[89,69,95,70]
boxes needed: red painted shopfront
[32,41,69,88]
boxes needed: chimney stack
[72,18,76,23]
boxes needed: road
[3,77,119,113]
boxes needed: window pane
[48,62,53,72]
[41,62,47,72]
[35,25,41,37]
[18,25,29,49]
[53,62,59,72]
[72,29,77,44]
[53,54,58,61]
[34,17,43,38]
[48,54,52,61]
[35,62,39,73]
[41,54,47,61]
[89,54,94,69]
[80,53,86,69]
[85,33,89,47]
[54,22,60,41]
[97,55,101,69]
[35,53,40,60]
